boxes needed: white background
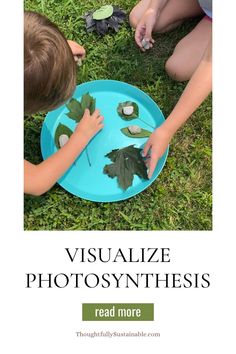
[1,1,235,353]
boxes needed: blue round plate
[40,80,168,202]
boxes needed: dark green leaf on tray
[117,101,139,120]
[121,126,152,138]
[66,93,96,122]
[55,123,73,149]
[103,145,148,190]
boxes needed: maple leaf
[66,98,83,122]
[65,93,96,167]
[66,93,96,122]
[103,145,148,190]
[81,93,96,114]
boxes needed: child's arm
[135,0,168,49]
[143,40,212,178]
[24,109,104,196]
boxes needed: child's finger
[91,109,100,118]
[144,156,150,168]
[145,27,153,43]
[83,108,90,117]
[97,116,104,123]
[142,140,151,157]
[148,154,159,179]
[96,123,104,133]
[135,25,144,48]
[135,34,142,48]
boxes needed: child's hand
[135,9,157,50]
[67,40,86,59]
[74,109,104,143]
[143,126,172,178]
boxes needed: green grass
[24,0,212,231]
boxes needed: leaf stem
[138,118,155,129]
[86,147,92,167]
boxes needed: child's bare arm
[24,109,104,196]
[161,40,212,135]
[143,39,212,178]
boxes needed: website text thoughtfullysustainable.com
[76,331,160,338]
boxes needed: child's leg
[130,0,203,32]
[165,17,212,82]
[129,0,154,27]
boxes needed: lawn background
[24,0,212,231]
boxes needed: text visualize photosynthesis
[25,248,210,289]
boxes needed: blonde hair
[24,11,76,114]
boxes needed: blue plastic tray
[40,80,168,202]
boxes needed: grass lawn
[24,0,212,231]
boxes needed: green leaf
[103,145,148,190]
[54,123,73,150]
[66,98,83,122]
[66,98,80,113]
[105,148,119,162]
[121,127,152,138]
[117,101,139,120]
[81,93,96,114]
[92,5,114,20]
[66,93,96,122]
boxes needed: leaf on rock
[83,7,126,36]
[54,123,73,149]
[103,145,148,190]
[121,127,152,138]
[117,101,139,120]
[66,93,96,122]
